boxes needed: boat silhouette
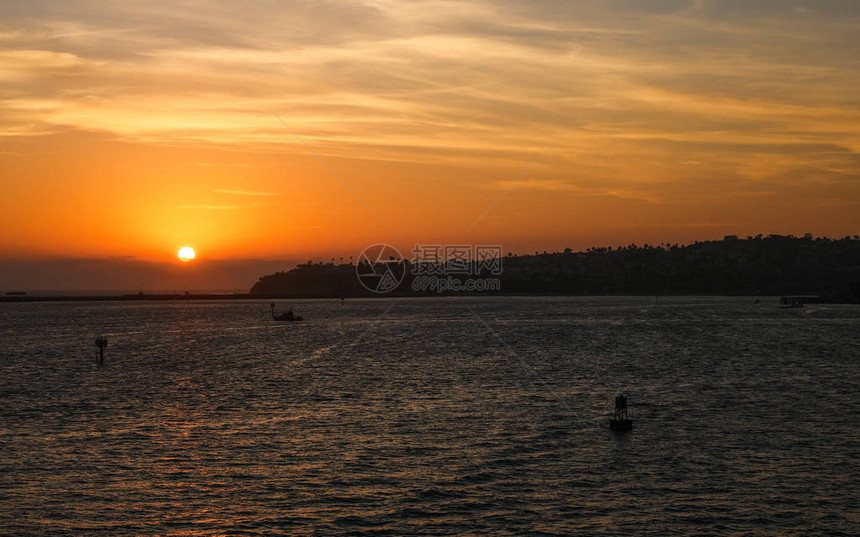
[270,303,303,322]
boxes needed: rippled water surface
[1,297,858,535]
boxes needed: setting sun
[177,246,196,262]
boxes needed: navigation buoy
[610,394,633,431]
[95,336,108,364]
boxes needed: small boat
[609,394,633,431]
[270,303,303,322]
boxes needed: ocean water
[0,296,857,536]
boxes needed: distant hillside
[250,235,860,301]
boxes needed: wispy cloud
[212,189,280,197]
[179,202,273,210]
[492,179,665,203]
[2,1,856,162]
[179,204,246,210]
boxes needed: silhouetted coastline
[4,235,858,303]
[251,235,860,302]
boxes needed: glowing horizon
[1,1,858,268]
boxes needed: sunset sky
[1,1,858,290]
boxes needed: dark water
[1,297,857,536]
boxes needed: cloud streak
[212,189,280,197]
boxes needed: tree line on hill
[250,235,860,301]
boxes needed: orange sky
[1,1,858,272]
